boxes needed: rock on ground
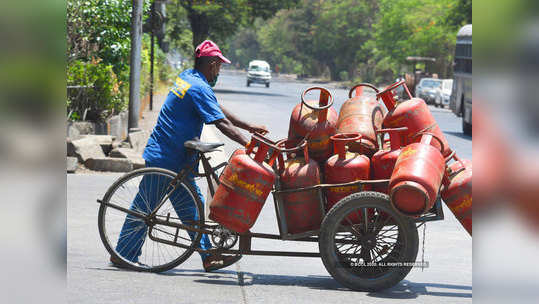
[85,157,133,172]
[67,137,106,163]
[84,135,115,154]
[67,121,95,140]
[109,148,145,169]
[128,131,147,152]
[67,135,116,161]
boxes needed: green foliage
[446,0,472,27]
[339,71,349,81]
[371,0,458,80]
[157,51,174,84]
[227,24,261,69]
[229,0,377,80]
[165,1,194,58]
[67,0,174,121]
[166,0,299,51]
[67,1,151,75]
[256,11,303,73]
[227,0,466,82]
[65,0,470,122]
[66,59,125,121]
[140,34,175,96]
[313,0,377,80]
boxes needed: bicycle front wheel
[98,167,205,272]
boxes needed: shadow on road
[366,280,472,299]
[162,268,345,290]
[444,131,472,140]
[214,88,288,97]
[89,266,471,297]
[160,269,471,297]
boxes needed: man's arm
[213,118,250,146]
[220,105,268,134]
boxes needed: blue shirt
[142,69,225,171]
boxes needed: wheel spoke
[363,208,369,233]
[360,246,371,263]
[343,217,363,237]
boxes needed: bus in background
[450,24,472,135]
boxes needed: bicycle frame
[99,147,444,258]
[147,151,226,219]
[97,150,227,223]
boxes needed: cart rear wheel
[319,191,418,291]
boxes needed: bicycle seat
[184,139,224,153]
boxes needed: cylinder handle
[348,83,379,98]
[411,131,445,155]
[330,133,362,159]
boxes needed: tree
[168,0,299,49]
[67,0,167,121]
[219,0,465,81]
[371,0,459,79]
[447,0,472,27]
[255,0,377,80]
[67,0,151,76]
[166,1,193,57]
[227,24,261,69]
[310,0,378,80]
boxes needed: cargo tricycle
[97,132,445,292]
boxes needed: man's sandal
[203,254,242,272]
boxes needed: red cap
[194,40,231,64]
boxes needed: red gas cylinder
[325,133,371,213]
[441,155,472,236]
[287,87,338,162]
[377,80,452,157]
[371,127,408,194]
[230,148,245,158]
[336,83,385,157]
[277,139,323,235]
[209,134,278,233]
[389,132,446,217]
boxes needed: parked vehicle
[403,56,436,96]
[435,79,453,108]
[247,60,271,88]
[415,78,442,105]
[450,24,472,135]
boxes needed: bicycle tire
[319,191,419,291]
[98,167,205,272]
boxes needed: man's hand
[221,105,269,135]
[214,118,250,147]
[249,124,269,135]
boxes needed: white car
[415,78,442,105]
[435,79,453,108]
[247,60,271,88]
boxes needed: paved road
[67,70,472,303]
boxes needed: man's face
[209,60,222,82]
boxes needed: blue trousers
[115,161,211,263]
